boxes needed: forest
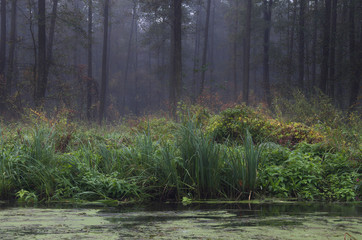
[0,0,360,203]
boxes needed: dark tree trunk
[87,0,93,120]
[232,0,239,101]
[287,0,297,85]
[0,0,6,112]
[209,0,215,93]
[335,0,347,107]
[298,0,305,91]
[348,0,359,109]
[320,0,331,94]
[134,8,139,115]
[192,0,201,101]
[170,0,182,116]
[35,0,47,107]
[199,0,211,96]
[243,0,252,105]
[263,0,272,106]
[99,0,110,124]
[311,0,318,91]
[329,0,337,99]
[7,0,17,100]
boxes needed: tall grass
[226,130,264,199]
[177,119,222,198]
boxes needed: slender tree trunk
[329,0,337,99]
[348,0,359,109]
[209,0,215,93]
[243,0,252,105]
[170,0,182,116]
[99,0,109,124]
[134,7,139,115]
[0,0,6,112]
[263,0,272,106]
[35,0,46,107]
[335,0,347,107]
[7,0,17,101]
[122,3,136,114]
[199,0,211,96]
[232,0,239,101]
[287,0,297,85]
[87,0,93,120]
[320,0,331,94]
[45,0,58,82]
[298,0,305,91]
[311,0,318,91]
[192,0,201,101]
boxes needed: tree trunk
[232,0,239,101]
[348,0,359,109]
[199,0,211,96]
[87,0,93,120]
[134,7,139,115]
[298,0,305,91]
[329,0,337,99]
[45,0,58,83]
[209,0,215,93]
[320,0,331,94]
[243,0,252,105]
[170,0,182,116]
[99,0,110,124]
[311,0,318,91]
[35,0,47,107]
[122,4,136,114]
[0,0,6,112]
[192,0,201,101]
[263,0,272,106]
[7,0,17,101]
[287,0,297,85]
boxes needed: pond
[0,201,361,239]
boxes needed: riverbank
[0,104,360,203]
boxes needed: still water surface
[0,201,361,239]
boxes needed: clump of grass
[225,130,264,200]
[177,119,222,198]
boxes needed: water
[0,201,361,239]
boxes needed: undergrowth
[0,96,360,203]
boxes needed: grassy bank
[0,103,360,203]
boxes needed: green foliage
[259,143,360,201]
[207,105,323,146]
[16,189,38,203]
[0,105,360,203]
[177,118,222,198]
[225,130,264,198]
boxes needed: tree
[298,0,305,91]
[0,0,6,112]
[329,0,337,99]
[35,0,47,107]
[87,0,93,120]
[122,1,137,114]
[348,0,360,109]
[263,0,273,106]
[243,0,252,105]
[170,0,182,116]
[199,0,211,96]
[320,0,331,94]
[7,0,18,101]
[99,0,110,124]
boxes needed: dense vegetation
[0,94,360,203]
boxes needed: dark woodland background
[0,0,360,122]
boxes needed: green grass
[0,103,360,203]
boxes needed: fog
[0,0,360,122]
